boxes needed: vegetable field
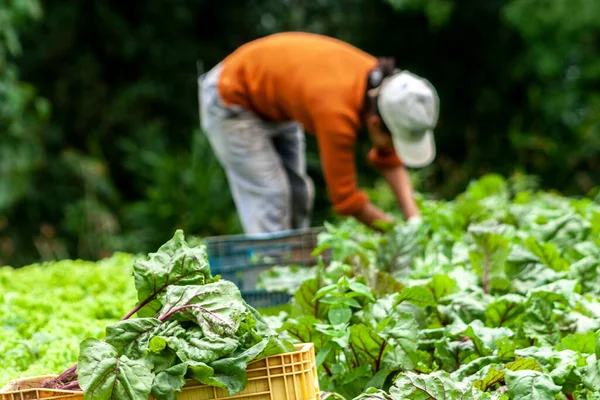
[1,175,600,399]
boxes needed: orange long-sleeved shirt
[218,32,402,216]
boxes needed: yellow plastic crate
[0,343,320,400]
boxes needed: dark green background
[1,0,599,266]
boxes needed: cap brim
[391,129,436,168]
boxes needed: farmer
[199,32,439,234]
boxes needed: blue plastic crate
[241,290,293,309]
[204,227,329,308]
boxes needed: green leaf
[280,315,323,346]
[321,393,347,400]
[548,350,584,387]
[187,361,217,388]
[292,276,328,319]
[349,324,386,372]
[316,344,333,367]
[329,307,352,325]
[504,370,561,399]
[522,297,559,346]
[529,279,579,308]
[349,321,417,376]
[396,286,436,308]
[514,346,557,366]
[523,236,569,272]
[473,367,504,392]
[569,257,600,294]
[531,213,591,249]
[105,319,183,358]
[165,327,239,364]
[104,318,162,352]
[358,299,419,371]
[133,230,212,318]
[201,352,249,395]
[484,294,525,328]
[372,271,405,298]
[78,339,154,400]
[463,326,488,358]
[556,331,597,355]
[439,291,487,324]
[351,388,391,399]
[461,320,513,356]
[195,332,282,396]
[468,231,510,294]
[349,281,376,301]
[151,363,187,400]
[451,356,501,382]
[472,357,542,393]
[158,281,247,338]
[378,221,427,279]
[314,283,338,301]
[391,371,483,399]
[434,338,478,372]
[496,337,517,360]
[149,336,168,354]
[381,320,419,371]
[146,344,177,375]
[505,356,543,372]
[426,275,458,303]
[583,357,600,392]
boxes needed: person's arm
[313,110,395,231]
[353,201,394,230]
[381,164,419,220]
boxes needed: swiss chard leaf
[468,230,510,294]
[522,297,560,347]
[78,339,154,400]
[291,275,328,319]
[158,281,247,338]
[104,319,183,359]
[568,257,600,295]
[434,338,478,372]
[484,294,525,328]
[556,332,598,355]
[132,230,212,318]
[523,236,569,272]
[504,370,561,399]
[151,363,187,400]
[583,356,600,392]
[396,286,436,308]
[390,371,484,399]
[164,327,239,364]
[426,275,458,303]
[473,367,504,392]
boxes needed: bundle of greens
[45,230,294,400]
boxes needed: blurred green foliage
[0,0,598,266]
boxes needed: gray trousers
[199,64,315,234]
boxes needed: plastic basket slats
[241,290,293,309]
[0,344,321,400]
[204,227,330,308]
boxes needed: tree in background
[1,0,598,267]
[1,0,57,264]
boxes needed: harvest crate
[0,343,320,400]
[205,227,330,307]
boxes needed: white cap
[377,71,440,168]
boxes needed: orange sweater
[218,32,402,216]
